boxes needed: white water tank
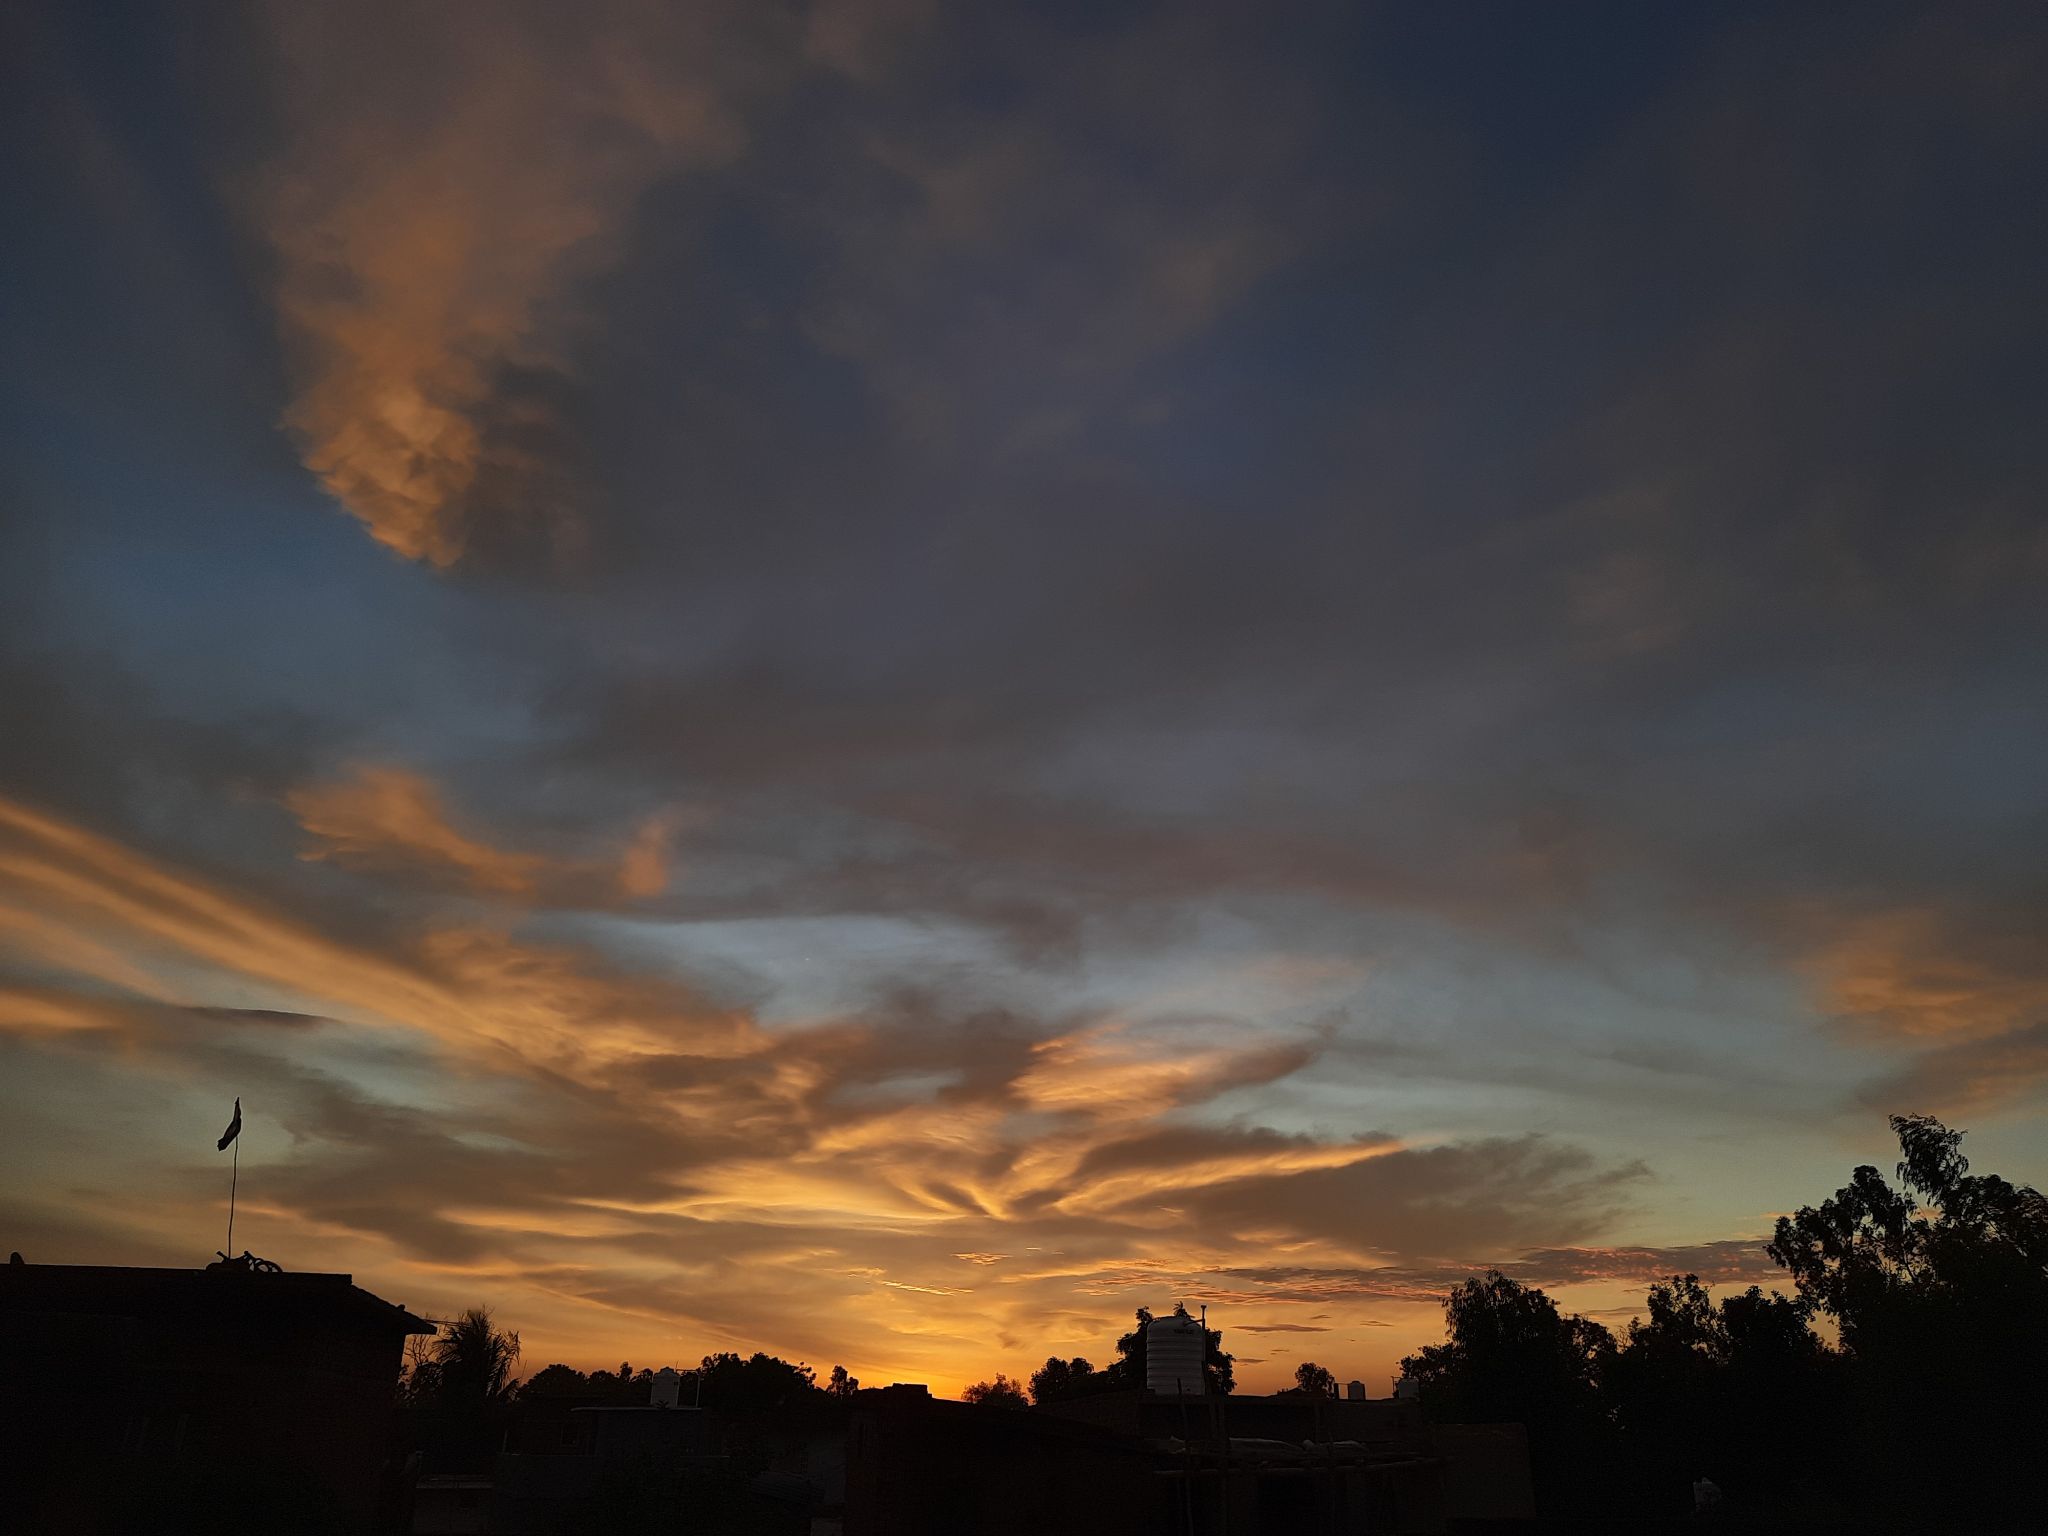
[651,1367,683,1408]
[1145,1309,1207,1396]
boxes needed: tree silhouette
[686,1351,818,1412]
[1768,1113,2048,1342]
[1029,1355,1107,1404]
[1603,1275,1806,1516]
[1401,1271,1611,1419]
[1401,1271,1614,1517]
[1291,1361,1337,1397]
[518,1362,592,1401]
[828,1364,860,1397]
[1103,1306,1153,1388]
[961,1373,1029,1408]
[406,1307,520,1411]
[1204,1324,1236,1396]
[1393,1117,2048,1526]
[1764,1113,2048,1528]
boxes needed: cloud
[251,0,772,566]
[288,766,545,893]
[1181,1139,1651,1260]
[0,793,1676,1389]
[617,810,685,898]
[0,793,753,1079]
[1207,1238,1785,1307]
[1807,906,2048,1043]
[1856,1021,2048,1118]
[286,763,688,903]
[1011,1024,1318,1122]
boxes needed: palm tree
[412,1307,521,1411]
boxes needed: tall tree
[961,1373,1029,1408]
[408,1307,521,1412]
[1292,1361,1338,1397]
[517,1363,592,1401]
[1400,1271,1615,1518]
[1029,1355,1106,1404]
[1104,1306,1153,1388]
[1769,1113,2048,1343]
[1766,1114,2048,1528]
[686,1351,819,1412]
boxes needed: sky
[1,0,2044,1397]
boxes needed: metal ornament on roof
[208,1250,284,1273]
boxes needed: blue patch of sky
[570,910,1033,1027]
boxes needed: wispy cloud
[252,0,771,566]
[286,763,681,901]
[288,766,546,894]
[0,793,1671,1388]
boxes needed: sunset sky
[3,1,2045,1397]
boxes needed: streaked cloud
[253,0,771,565]
[288,765,546,894]
[286,763,681,902]
[0,793,1678,1388]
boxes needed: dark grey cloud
[1182,1138,1650,1261]
[1855,1021,2048,1119]
[1208,1237,1784,1309]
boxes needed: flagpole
[226,1136,239,1258]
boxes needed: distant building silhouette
[462,1369,828,1533]
[846,1382,1533,1535]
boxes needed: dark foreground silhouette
[4,1113,2042,1532]
[1390,1114,2048,1530]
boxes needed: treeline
[1394,1115,2048,1529]
[522,1353,862,1409]
[398,1330,863,1477]
[402,1330,862,1417]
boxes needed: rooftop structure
[0,1256,433,1531]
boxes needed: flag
[218,1097,241,1152]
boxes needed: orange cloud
[0,792,1694,1396]
[253,2,759,565]
[1013,1023,1315,1121]
[1807,907,2048,1041]
[286,764,686,902]
[287,766,544,894]
[0,794,750,1080]
[617,810,685,898]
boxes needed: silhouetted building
[846,1385,1534,1535]
[482,1395,818,1534]
[846,1384,1161,1535]
[0,1257,433,1532]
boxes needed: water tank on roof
[1145,1308,1207,1396]
[651,1367,682,1408]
